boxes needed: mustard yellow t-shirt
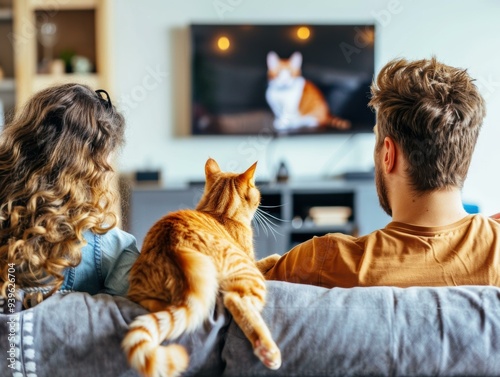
[265,214,500,288]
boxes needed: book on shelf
[308,206,352,226]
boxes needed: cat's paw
[254,339,282,370]
[301,115,319,128]
[273,117,290,131]
[256,254,281,275]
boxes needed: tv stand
[125,180,389,258]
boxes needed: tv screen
[191,24,375,136]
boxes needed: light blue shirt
[61,228,140,296]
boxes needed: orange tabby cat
[122,158,281,377]
[266,51,351,132]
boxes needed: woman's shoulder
[84,227,137,249]
[82,227,140,296]
[82,228,140,263]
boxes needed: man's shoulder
[318,230,380,248]
[472,214,500,229]
[318,228,387,242]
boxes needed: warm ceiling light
[297,26,310,40]
[217,36,230,51]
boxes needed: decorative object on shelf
[276,161,289,183]
[49,59,65,75]
[37,21,58,74]
[59,49,76,73]
[71,55,93,74]
[291,215,304,229]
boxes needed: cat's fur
[265,51,351,132]
[122,158,281,377]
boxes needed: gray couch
[1,281,500,376]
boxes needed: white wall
[112,0,500,215]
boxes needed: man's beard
[375,164,392,217]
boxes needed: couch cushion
[0,291,228,377]
[222,281,500,376]
[2,282,500,376]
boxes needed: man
[265,57,500,287]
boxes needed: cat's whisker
[254,209,286,241]
[257,210,288,236]
[253,211,269,237]
[259,204,286,209]
[258,208,285,225]
[252,213,267,236]
[258,211,288,223]
[255,217,269,237]
[254,215,273,241]
[253,211,270,238]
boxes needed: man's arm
[264,237,328,286]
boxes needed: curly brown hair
[369,57,486,192]
[0,83,125,305]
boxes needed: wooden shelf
[13,0,112,105]
[0,8,13,20]
[29,0,97,11]
[0,3,14,114]
[0,78,15,91]
[32,73,99,92]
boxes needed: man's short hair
[369,57,486,191]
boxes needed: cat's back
[299,80,330,116]
[142,208,230,250]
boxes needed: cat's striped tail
[122,249,218,377]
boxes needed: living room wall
[111,0,500,215]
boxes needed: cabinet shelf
[127,180,390,258]
[288,222,356,235]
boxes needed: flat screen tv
[191,24,375,136]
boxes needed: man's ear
[383,136,397,173]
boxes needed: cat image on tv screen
[265,51,351,133]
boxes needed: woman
[0,83,139,308]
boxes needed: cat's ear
[290,52,303,70]
[205,158,221,190]
[205,158,221,178]
[267,51,280,70]
[239,161,258,184]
